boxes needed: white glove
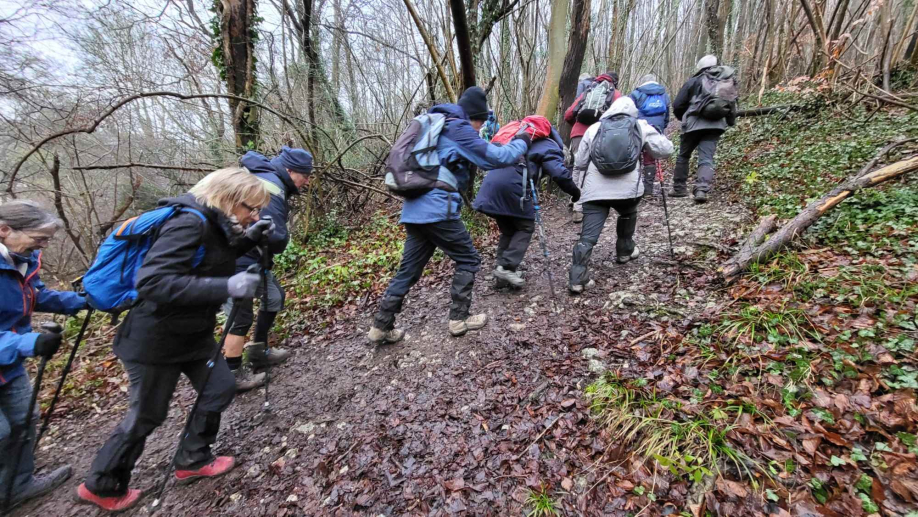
[227,271,260,298]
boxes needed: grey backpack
[590,114,642,176]
[698,66,738,120]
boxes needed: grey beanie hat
[638,73,657,84]
[696,55,717,72]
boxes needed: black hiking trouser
[493,216,535,271]
[673,129,721,194]
[569,198,641,287]
[84,356,235,497]
[373,219,481,330]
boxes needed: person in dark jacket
[563,72,621,222]
[671,55,738,203]
[0,200,86,511]
[368,87,532,344]
[629,74,672,198]
[223,146,312,392]
[473,125,580,288]
[77,167,273,512]
[575,74,595,98]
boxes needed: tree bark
[558,0,591,143]
[215,0,260,152]
[535,0,571,119]
[448,0,477,92]
[799,0,827,74]
[704,0,725,58]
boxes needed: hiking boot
[493,266,525,288]
[233,362,265,392]
[616,246,641,264]
[174,456,235,485]
[668,188,689,198]
[367,326,406,344]
[247,342,290,368]
[569,279,595,294]
[448,313,488,337]
[75,483,143,513]
[3,466,71,510]
[693,190,708,204]
[572,211,583,223]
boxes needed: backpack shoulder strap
[178,207,208,222]
[175,207,208,268]
[257,177,283,196]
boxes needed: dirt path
[17,179,751,516]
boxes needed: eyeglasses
[22,232,53,245]
[240,202,260,216]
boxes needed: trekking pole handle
[40,322,63,334]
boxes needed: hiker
[0,200,86,511]
[473,117,580,288]
[563,72,621,222]
[223,146,313,392]
[77,167,273,512]
[629,74,671,198]
[671,55,738,203]
[568,97,674,293]
[479,110,500,141]
[368,86,532,344]
[575,73,595,98]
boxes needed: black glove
[245,217,275,242]
[34,332,63,359]
[512,125,533,148]
[570,188,581,203]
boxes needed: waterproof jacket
[629,81,671,132]
[575,98,675,203]
[575,76,595,98]
[564,74,622,140]
[114,194,258,364]
[473,128,580,220]
[237,151,300,270]
[0,248,85,386]
[400,103,528,225]
[672,67,738,134]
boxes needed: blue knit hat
[271,146,313,175]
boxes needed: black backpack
[697,66,738,120]
[384,113,457,198]
[590,114,642,176]
[575,81,616,125]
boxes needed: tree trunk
[215,0,260,152]
[558,0,591,143]
[402,0,457,102]
[704,0,724,58]
[799,0,826,75]
[449,0,477,92]
[535,0,571,119]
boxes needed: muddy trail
[18,178,751,516]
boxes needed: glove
[227,271,261,299]
[245,217,275,242]
[34,332,63,359]
[512,130,532,148]
[570,188,581,203]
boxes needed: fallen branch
[512,416,560,461]
[736,105,801,117]
[720,214,777,278]
[71,163,213,172]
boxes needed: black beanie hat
[458,86,489,121]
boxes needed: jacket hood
[601,96,638,119]
[430,103,469,120]
[241,151,298,195]
[637,82,666,95]
[548,127,563,149]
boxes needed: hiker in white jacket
[568,97,674,293]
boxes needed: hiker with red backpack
[76,167,273,512]
[629,74,671,198]
[472,116,581,289]
[671,55,739,203]
[563,72,622,222]
[568,97,674,294]
[369,87,532,344]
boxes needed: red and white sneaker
[75,483,143,513]
[174,456,236,484]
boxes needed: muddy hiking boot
[693,190,708,204]
[569,279,595,294]
[3,465,71,511]
[493,266,524,288]
[367,326,406,345]
[448,313,488,337]
[246,342,290,368]
[668,186,689,198]
[233,360,265,392]
[75,483,143,513]
[174,456,235,485]
[572,211,583,223]
[616,246,641,264]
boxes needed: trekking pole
[3,322,62,514]
[150,264,257,510]
[260,240,272,414]
[529,179,556,298]
[656,160,675,259]
[35,307,94,450]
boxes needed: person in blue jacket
[368,87,532,344]
[0,200,86,511]
[223,146,313,391]
[473,126,580,288]
[629,74,671,198]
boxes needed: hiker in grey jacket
[568,97,674,293]
[671,55,738,203]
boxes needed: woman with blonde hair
[77,167,274,512]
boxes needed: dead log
[736,105,800,117]
[721,155,918,279]
[720,214,777,277]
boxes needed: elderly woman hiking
[568,97,674,293]
[76,167,274,512]
[0,200,87,511]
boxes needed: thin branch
[71,163,214,172]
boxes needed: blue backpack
[84,206,206,312]
[640,93,667,117]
